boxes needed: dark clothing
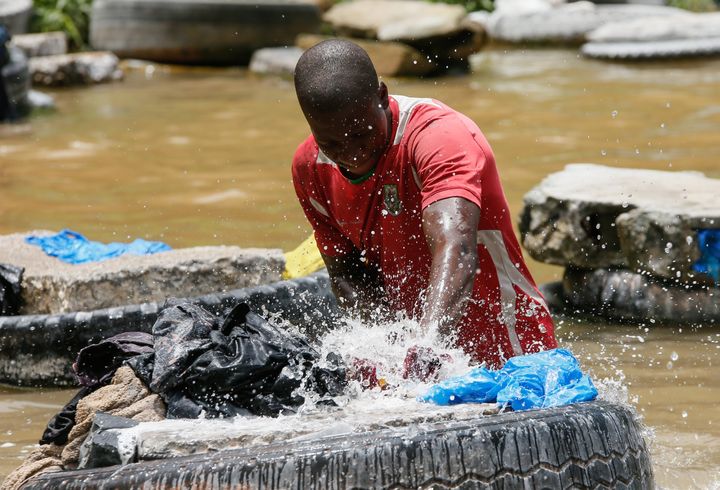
[0,263,23,315]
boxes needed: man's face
[304,86,391,177]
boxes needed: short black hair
[294,39,379,116]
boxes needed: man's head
[294,39,392,176]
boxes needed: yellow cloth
[283,235,325,279]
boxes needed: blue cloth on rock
[693,229,720,284]
[26,229,171,264]
[419,348,597,411]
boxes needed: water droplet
[600,149,607,156]
[670,351,679,361]
[611,110,618,118]
[682,411,688,418]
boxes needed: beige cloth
[2,366,166,490]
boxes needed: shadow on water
[1,48,719,488]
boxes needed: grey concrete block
[29,52,123,87]
[11,31,68,58]
[249,46,303,76]
[519,164,720,282]
[0,231,285,314]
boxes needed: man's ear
[378,81,389,109]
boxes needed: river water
[0,48,718,487]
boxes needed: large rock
[296,34,434,77]
[29,51,123,86]
[487,3,689,45]
[519,164,720,282]
[0,231,285,314]
[249,46,303,76]
[323,0,467,42]
[320,1,485,71]
[0,0,32,35]
[11,31,68,58]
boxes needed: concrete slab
[519,164,720,282]
[0,231,284,314]
[85,398,498,465]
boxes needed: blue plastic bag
[693,229,720,284]
[26,229,171,265]
[419,349,597,411]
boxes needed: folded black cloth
[73,332,155,387]
[0,263,24,316]
[144,300,347,418]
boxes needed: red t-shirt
[292,95,557,367]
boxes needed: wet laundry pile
[3,300,346,489]
[420,348,597,411]
[25,229,171,264]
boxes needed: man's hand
[322,250,387,320]
[419,197,479,338]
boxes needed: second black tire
[89,0,321,65]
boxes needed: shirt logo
[383,184,402,216]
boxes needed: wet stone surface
[519,164,720,283]
[0,231,284,314]
[28,52,122,87]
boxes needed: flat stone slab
[29,51,123,87]
[0,231,284,314]
[83,398,498,466]
[519,164,720,283]
[487,3,689,45]
[296,34,434,77]
[249,46,303,76]
[323,0,467,42]
[11,32,68,58]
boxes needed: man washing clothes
[291,39,557,368]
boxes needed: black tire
[22,400,655,489]
[1,45,31,121]
[582,38,720,60]
[562,267,720,325]
[0,0,32,35]
[0,272,340,387]
[89,0,321,65]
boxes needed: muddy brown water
[1,49,719,487]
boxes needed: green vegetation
[427,0,494,12]
[667,0,717,11]
[30,0,93,49]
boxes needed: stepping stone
[296,34,435,77]
[29,51,123,87]
[0,231,284,314]
[249,46,303,76]
[11,32,68,58]
[519,164,720,283]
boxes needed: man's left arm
[419,197,479,337]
